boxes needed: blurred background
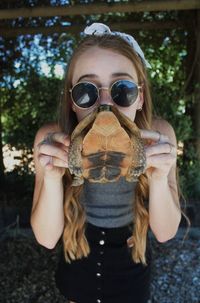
[0,1,200,302]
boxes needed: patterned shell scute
[68,106,146,186]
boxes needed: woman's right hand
[36,132,70,179]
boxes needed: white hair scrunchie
[84,23,151,68]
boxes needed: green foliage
[0,33,75,185]
[3,70,61,149]
[140,30,199,200]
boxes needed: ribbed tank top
[80,177,137,228]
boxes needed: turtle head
[98,104,113,112]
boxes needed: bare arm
[31,123,70,249]
[141,119,181,242]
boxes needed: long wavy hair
[58,34,153,265]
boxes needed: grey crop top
[80,177,137,228]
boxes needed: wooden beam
[0,1,200,20]
[0,21,186,37]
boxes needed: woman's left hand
[140,129,177,180]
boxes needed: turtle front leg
[68,135,84,186]
[126,135,146,182]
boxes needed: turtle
[68,104,146,186]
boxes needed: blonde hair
[59,35,153,265]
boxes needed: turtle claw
[126,164,146,182]
[71,176,84,187]
[73,166,83,177]
[68,163,82,176]
[126,175,138,182]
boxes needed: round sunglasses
[69,80,142,109]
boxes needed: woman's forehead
[72,47,138,84]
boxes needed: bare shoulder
[152,117,177,145]
[34,122,60,147]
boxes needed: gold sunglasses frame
[69,80,142,110]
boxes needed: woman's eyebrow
[77,74,97,82]
[111,72,133,79]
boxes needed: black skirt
[55,222,151,303]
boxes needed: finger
[145,142,177,157]
[50,132,70,146]
[39,154,68,168]
[168,143,177,155]
[39,132,70,147]
[38,144,68,163]
[146,153,176,168]
[39,154,52,167]
[62,145,69,153]
[140,129,169,143]
[53,142,69,153]
[38,138,69,153]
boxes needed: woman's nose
[98,88,113,105]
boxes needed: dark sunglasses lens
[71,83,98,108]
[111,80,139,107]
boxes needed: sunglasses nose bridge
[98,87,113,105]
[99,87,109,91]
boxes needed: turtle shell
[68,105,146,186]
[82,109,132,182]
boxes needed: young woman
[31,23,182,303]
